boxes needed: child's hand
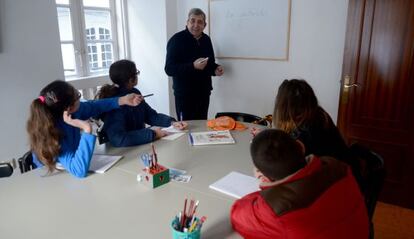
[119,93,142,107]
[152,127,169,139]
[172,121,188,130]
[63,111,92,134]
[250,127,261,137]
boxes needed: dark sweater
[165,28,219,96]
[102,88,174,147]
[291,107,350,161]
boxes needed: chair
[215,112,268,126]
[0,162,13,178]
[349,143,386,239]
[97,129,109,144]
[17,151,37,174]
[90,118,108,144]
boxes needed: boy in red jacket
[231,129,369,239]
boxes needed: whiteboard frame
[208,0,291,61]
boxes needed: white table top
[0,120,264,239]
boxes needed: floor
[374,202,414,239]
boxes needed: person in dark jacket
[165,8,224,120]
[231,129,369,239]
[96,60,187,147]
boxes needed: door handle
[344,83,359,88]
[343,75,359,88]
[341,75,359,104]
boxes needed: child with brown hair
[96,59,187,147]
[27,80,140,178]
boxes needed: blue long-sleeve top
[32,98,120,178]
[102,87,174,147]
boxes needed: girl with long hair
[272,79,349,160]
[251,79,349,160]
[96,59,187,147]
[27,80,140,178]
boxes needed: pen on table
[143,93,154,98]
[188,131,194,145]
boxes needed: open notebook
[89,154,123,174]
[209,171,260,199]
[161,125,186,141]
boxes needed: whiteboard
[209,0,291,61]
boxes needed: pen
[151,143,158,169]
[181,198,188,230]
[188,131,194,145]
[188,217,198,232]
[190,200,199,218]
[143,93,154,98]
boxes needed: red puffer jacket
[231,156,369,239]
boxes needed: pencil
[143,93,154,98]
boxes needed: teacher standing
[165,8,224,120]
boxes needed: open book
[209,171,260,199]
[189,130,235,146]
[89,154,123,174]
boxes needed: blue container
[171,219,201,239]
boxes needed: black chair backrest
[18,151,37,174]
[215,112,268,126]
[349,143,386,220]
[0,162,13,178]
[97,129,109,144]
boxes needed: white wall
[173,0,349,122]
[0,0,63,161]
[127,0,170,115]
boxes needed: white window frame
[56,0,130,93]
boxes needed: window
[56,0,122,79]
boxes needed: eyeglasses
[72,91,81,103]
[76,91,82,100]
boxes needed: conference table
[0,120,264,239]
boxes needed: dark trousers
[175,94,210,120]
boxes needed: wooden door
[338,0,414,209]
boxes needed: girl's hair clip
[45,91,58,104]
[38,96,46,103]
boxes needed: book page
[209,171,259,199]
[161,125,186,141]
[89,155,123,174]
[189,130,235,146]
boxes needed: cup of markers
[171,198,206,239]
